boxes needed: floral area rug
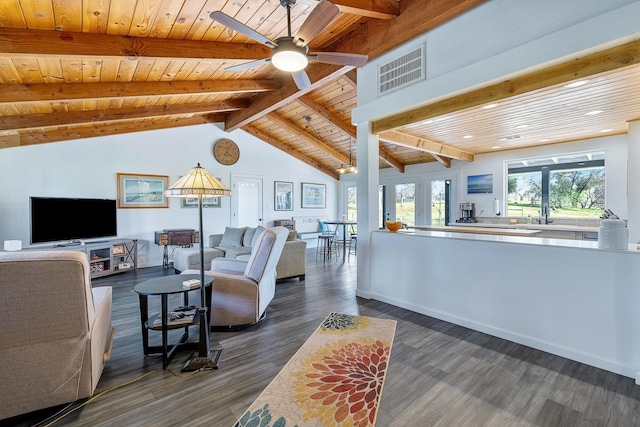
[234,312,397,427]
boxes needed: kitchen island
[368,230,640,383]
[411,225,543,237]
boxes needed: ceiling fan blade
[294,0,340,47]
[226,58,270,72]
[291,70,312,90]
[210,11,277,48]
[311,52,368,67]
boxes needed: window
[431,180,447,226]
[346,185,357,222]
[507,151,605,219]
[395,183,415,226]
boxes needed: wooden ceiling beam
[331,0,398,19]
[224,64,354,131]
[4,115,224,148]
[0,100,247,131]
[266,112,349,164]
[297,95,356,138]
[0,80,277,104]
[431,153,452,168]
[379,130,474,162]
[297,95,406,172]
[242,124,340,179]
[325,0,486,61]
[0,28,271,60]
[379,145,405,172]
[372,38,640,134]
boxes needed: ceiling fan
[210,0,368,90]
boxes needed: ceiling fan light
[272,49,308,71]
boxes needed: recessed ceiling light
[599,129,614,133]
[482,103,499,109]
[515,124,529,129]
[539,138,551,142]
[462,135,473,139]
[564,80,590,88]
[422,119,434,125]
[491,146,501,149]
[585,110,603,115]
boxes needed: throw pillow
[219,227,246,248]
[243,227,257,247]
[251,226,266,247]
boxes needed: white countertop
[379,229,640,253]
[411,225,542,236]
[452,222,599,232]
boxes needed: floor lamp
[165,163,231,371]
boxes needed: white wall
[0,124,337,267]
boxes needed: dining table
[324,220,357,262]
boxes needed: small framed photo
[181,196,222,208]
[274,181,293,211]
[112,244,126,256]
[117,173,169,208]
[301,182,326,209]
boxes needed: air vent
[498,134,524,142]
[378,44,425,96]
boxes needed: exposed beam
[379,130,474,162]
[342,70,358,89]
[431,153,452,168]
[0,100,247,131]
[372,39,640,134]
[297,95,405,172]
[297,95,356,138]
[326,0,486,61]
[378,145,405,172]
[0,80,277,104]
[242,124,340,179]
[224,64,354,131]
[331,0,398,19]
[0,28,271,60]
[3,115,224,148]
[266,112,350,164]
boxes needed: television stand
[48,239,138,279]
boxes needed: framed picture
[117,173,169,208]
[274,181,293,211]
[181,196,222,208]
[301,182,326,209]
[112,244,126,256]
[467,174,493,194]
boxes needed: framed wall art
[274,181,293,211]
[467,174,493,194]
[180,196,222,208]
[301,182,326,209]
[117,173,169,208]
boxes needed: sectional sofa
[172,226,306,281]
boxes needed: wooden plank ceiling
[3,1,637,179]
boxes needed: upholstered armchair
[205,226,289,329]
[0,250,114,421]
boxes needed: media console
[39,238,138,279]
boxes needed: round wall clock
[213,138,240,165]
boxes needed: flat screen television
[30,197,118,244]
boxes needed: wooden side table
[134,274,212,368]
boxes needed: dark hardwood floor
[7,249,640,426]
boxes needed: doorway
[230,174,263,227]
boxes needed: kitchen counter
[368,230,640,384]
[411,225,543,237]
[453,222,599,232]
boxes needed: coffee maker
[456,202,477,223]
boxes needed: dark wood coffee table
[134,274,212,369]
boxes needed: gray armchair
[0,250,114,420]
[206,226,289,329]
